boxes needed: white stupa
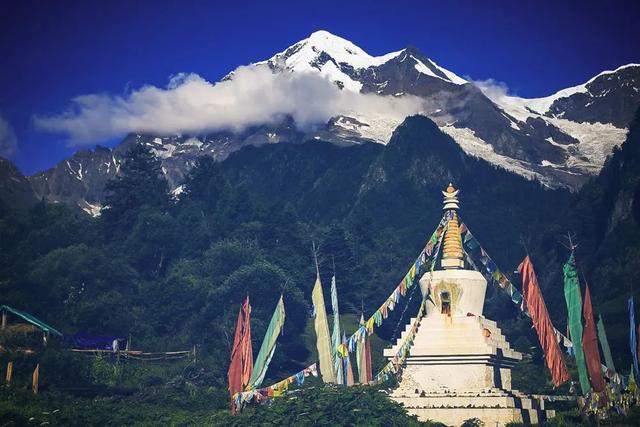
[385,184,555,426]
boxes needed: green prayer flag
[563,253,590,395]
[248,295,285,388]
[356,314,364,380]
[597,314,616,374]
[312,274,336,383]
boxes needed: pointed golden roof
[441,184,465,269]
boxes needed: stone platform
[391,389,555,426]
[385,302,555,426]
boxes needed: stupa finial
[441,184,464,269]
[442,183,460,211]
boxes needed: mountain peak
[306,30,354,46]
[267,30,403,72]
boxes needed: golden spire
[441,183,465,269]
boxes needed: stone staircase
[386,313,555,426]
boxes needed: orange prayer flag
[518,256,570,387]
[228,296,253,404]
[32,364,39,394]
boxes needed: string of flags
[230,214,450,411]
[459,225,524,310]
[460,222,576,358]
[233,297,428,413]
[232,363,318,412]
[371,298,427,385]
[339,214,448,356]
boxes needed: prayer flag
[312,273,336,383]
[240,299,253,387]
[630,298,639,378]
[343,332,355,386]
[582,283,605,392]
[228,296,253,400]
[596,315,616,376]
[32,364,39,394]
[356,314,373,384]
[518,256,569,387]
[330,275,343,385]
[563,253,590,395]
[249,295,285,388]
[5,361,12,384]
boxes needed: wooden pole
[5,361,13,384]
[32,364,39,394]
[1,310,6,330]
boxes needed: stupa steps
[391,395,545,410]
[388,338,512,354]
[397,315,500,331]
[394,327,510,344]
[392,406,556,426]
[385,346,520,358]
[386,346,521,360]
[391,320,511,349]
[402,349,522,360]
[394,387,526,396]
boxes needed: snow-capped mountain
[24,31,640,214]
[254,30,467,92]
[251,31,637,187]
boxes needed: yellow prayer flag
[312,274,336,383]
[5,361,13,384]
[365,317,375,334]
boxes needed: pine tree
[182,156,226,210]
[101,144,170,233]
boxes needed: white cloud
[34,66,424,145]
[0,116,17,158]
[469,78,512,103]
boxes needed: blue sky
[1,0,639,174]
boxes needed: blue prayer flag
[630,298,639,378]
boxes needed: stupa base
[391,390,555,426]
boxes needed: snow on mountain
[260,30,466,93]
[267,30,404,71]
[491,64,640,120]
[252,31,638,188]
[476,63,639,177]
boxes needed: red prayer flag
[228,307,244,399]
[228,296,253,404]
[582,284,606,392]
[240,297,253,387]
[364,336,373,383]
[518,256,570,387]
